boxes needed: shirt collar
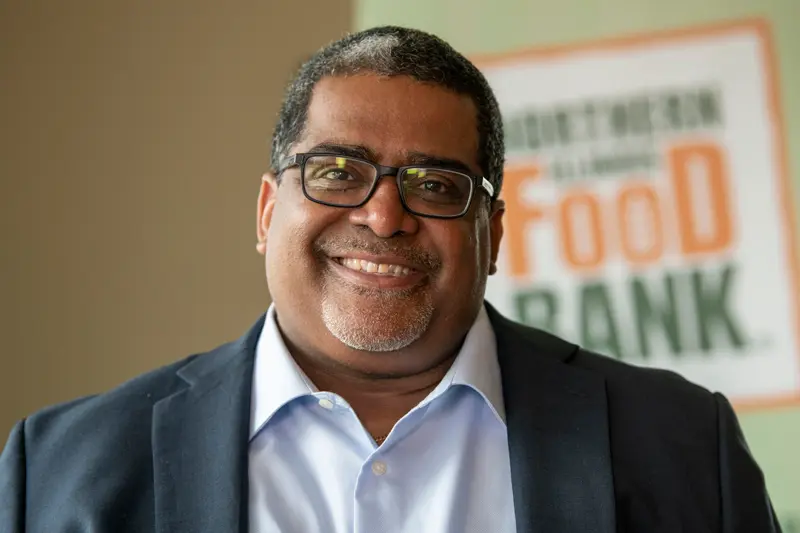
[249,303,505,440]
[249,305,317,439]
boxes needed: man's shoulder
[491,307,716,414]
[21,354,194,447]
[571,345,716,411]
[20,333,248,448]
[2,324,262,524]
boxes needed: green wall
[359,0,799,526]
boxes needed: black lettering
[584,102,598,140]
[699,88,723,126]
[628,97,653,136]
[631,274,682,357]
[504,117,524,152]
[579,282,623,358]
[666,94,683,130]
[611,103,628,138]
[524,113,542,150]
[551,159,573,182]
[539,114,559,148]
[555,109,572,145]
[691,263,747,352]
[515,288,560,334]
[681,93,701,129]
[590,153,610,176]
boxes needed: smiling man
[0,26,782,533]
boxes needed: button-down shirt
[248,304,516,533]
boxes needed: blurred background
[1,0,797,528]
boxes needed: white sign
[478,20,800,409]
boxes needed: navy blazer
[0,304,782,532]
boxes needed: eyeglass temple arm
[276,154,301,173]
[480,177,496,198]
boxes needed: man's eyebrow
[406,152,477,175]
[305,143,479,175]
[307,142,377,160]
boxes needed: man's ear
[256,173,279,255]
[488,199,505,275]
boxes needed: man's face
[257,74,504,375]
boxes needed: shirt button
[371,461,388,476]
[318,398,334,410]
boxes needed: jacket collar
[487,303,616,533]
[152,314,263,533]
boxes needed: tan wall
[0,1,353,436]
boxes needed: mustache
[314,235,441,272]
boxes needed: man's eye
[318,169,353,180]
[419,180,450,193]
[414,176,458,194]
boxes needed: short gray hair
[269,26,505,197]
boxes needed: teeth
[339,258,412,276]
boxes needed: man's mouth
[334,257,414,277]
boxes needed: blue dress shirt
[248,305,516,533]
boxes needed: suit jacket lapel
[147,307,615,533]
[487,304,616,533]
[152,315,264,533]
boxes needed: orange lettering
[669,143,734,256]
[617,183,664,265]
[559,191,605,270]
[502,165,546,278]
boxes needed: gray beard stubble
[320,280,434,352]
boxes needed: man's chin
[320,294,434,353]
[330,327,419,353]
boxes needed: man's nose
[347,177,419,238]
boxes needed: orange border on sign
[473,18,800,413]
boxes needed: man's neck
[291,348,458,441]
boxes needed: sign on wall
[478,20,800,409]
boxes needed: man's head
[257,26,506,376]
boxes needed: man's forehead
[308,75,476,124]
[298,75,481,169]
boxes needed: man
[0,26,782,533]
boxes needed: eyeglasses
[276,153,496,219]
